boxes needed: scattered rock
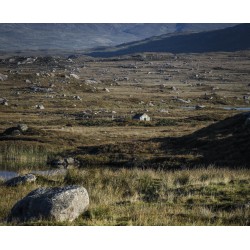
[195,105,206,110]
[85,79,97,84]
[0,98,8,106]
[8,186,89,222]
[70,74,80,80]
[18,57,37,65]
[159,109,169,113]
[176,98,191,104]
[9,58,15,63]
[0,73,8,81]
[36,104,45,110]
[25,79,32,84]
[29,86,53,93]
[103,88,110,92]
[17,124,28,132]
[65,157,75,165]
[4,174,36,187]
[73,95,82,100]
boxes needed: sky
[0,0,249,23]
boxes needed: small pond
[181,106,250,111]
[0,170,18,180]
[222,107,250,111]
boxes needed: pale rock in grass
[25,79,32,84]
[17,124,28,132]
[0,98,8,106]
[176,98,191,104]
[70,73,80,80]
[65,157,75,165]
[0,73,8,81]
[159,109,169,113]
[85,79,98,84]
[73,95,82,100]
[195,105,206,110]
[36,104,45,109]
[8,186,89,222]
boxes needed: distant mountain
[0,23,236,53]
[87,24,250,57]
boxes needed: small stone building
[132,113,151,121]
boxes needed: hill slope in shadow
[160,112,250,167]
[88,24,250,57]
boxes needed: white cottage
[132,113,151,121]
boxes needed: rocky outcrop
[8,186,89,222]
[4,174,36,187]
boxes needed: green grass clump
[0,142,51,169]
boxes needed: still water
[181,106,250,111]
[0,170,19,180]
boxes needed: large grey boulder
[4,174,36,187]
[8,186,89,222]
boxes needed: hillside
[169,112,250,167]
[0,23,236,54]
[87,24,250,57]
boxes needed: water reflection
[0,170,18,180]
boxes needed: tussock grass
[0,142,50,169]
[0,167,248,226]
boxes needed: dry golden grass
[0,51,250,225]
[0,167,249,226]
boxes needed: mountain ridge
[0,23,236,53]
[87,24,250,57]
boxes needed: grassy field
[0,51,250,225]
[0,167,249,226]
